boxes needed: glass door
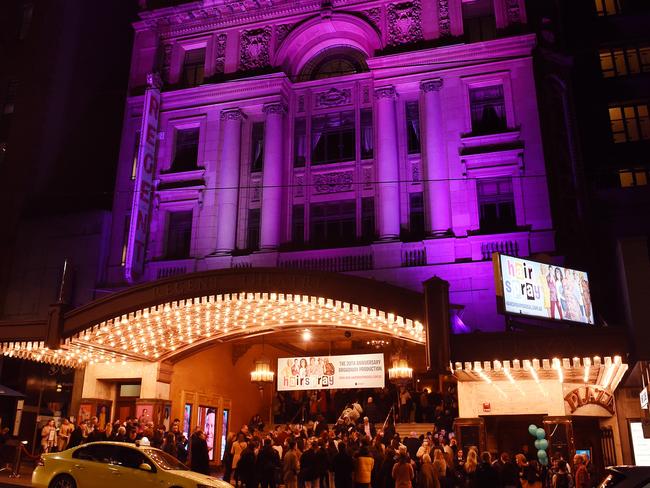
[220,409,230,462]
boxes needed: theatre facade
[0,0,646,471]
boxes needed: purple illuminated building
[106,0,553,332]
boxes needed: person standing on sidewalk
[41,419,57,453]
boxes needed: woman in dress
[299,358,308,379]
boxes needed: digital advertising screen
[493,254,595,324]
[277,353,385,391]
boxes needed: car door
[108,445,159,488]
[69,444,115,488]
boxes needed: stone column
[374,86,401,240]
[215,108,244,253]
[260,102,286,250]
[421,79,452,236]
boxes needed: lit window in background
[600,46,650,78]
[608,104,650,143]
[619,169,649,188]
[595,0,621,16]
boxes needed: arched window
[298,46,368,81]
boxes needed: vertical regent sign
[125,74,162,283]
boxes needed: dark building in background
[529,0,650,329]
[0,1,138,318]
[0,0,138,449]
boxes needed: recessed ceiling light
[302,329,312,341]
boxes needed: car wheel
[49,474,77,488]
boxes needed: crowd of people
[223,401,599,488]
[34,391,599,488]
[272,386,459,428]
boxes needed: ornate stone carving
[294,174,305,197]
[363,167,374,190]
[263,102,287,115]
[239,26,271,71]
[387,1,423,46]
[363,86,370,104]
[220,108,244,121]
[438,0,451,37]
[314,171,354,194]
[251,182,261,202]
[214,33,227,74]
[146,72,163,90]
[298,96,305,113]
[363,7,382,30]
[315,88,352,108]
[374,86,397,100]
[505,0,522,24]
[275,23,293,46]
[421,78,443,92]
[411,162,421,183]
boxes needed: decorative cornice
[374,86,397,100]
[420,78,443,92]
[220,108,245,121]
[263,102,288,115]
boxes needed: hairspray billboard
[493,254,594,325]
[277,353,385,391]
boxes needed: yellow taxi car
[32,441,229,488]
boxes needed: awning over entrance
[453,356,627,392]
[1,269,427,368]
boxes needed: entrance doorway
[115,382,140,420]
[484,414,546,456]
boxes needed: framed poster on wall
[629,420,650,466]
[183,403,192,437]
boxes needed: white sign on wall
[494,254,595,325]
[277,353,385,391]
[630,421,650,466]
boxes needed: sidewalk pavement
[0,464,33,487]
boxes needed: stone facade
[109,0,551,333]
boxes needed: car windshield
[143,449,189,471]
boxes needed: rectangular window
[405,102,421,154]
[609,104,650,143]
[131,130,140,180]
[361,197,375,241]
[172,128,200,171]
[292,205,305,245]
[120,216,130,266]
[182,48,205,88]
[463,0,496,42]
[294,118,306,167]
[247,208,260,250]
[409,192,425,237]
[600,45,650,77]
[250,122,265,172]
[166,211,193,259]
[470,85,507,135]
[310,200,356,246]
[619,168,649,187]
[312,111,355,164]
[595,0,621,16]
[360,109,374,159]
[477,178,516,233]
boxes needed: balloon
[534,439,541,450]
[537,449,548,460]
[538,439,549,450]
[528,424,538,436]
[536,428,546,440]
[540,457,549,466]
